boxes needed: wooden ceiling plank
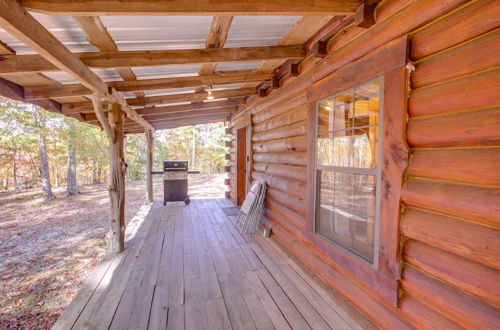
[0,45,305,73]
[23,70,271,99]
[73,16,145,98]
[20,0,359,16]
[0,0,152,131]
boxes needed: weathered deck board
[56,198,371,329]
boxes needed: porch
[53,198,371,329]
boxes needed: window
[314,79,382,264]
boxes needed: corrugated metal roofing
[0,13,97,54]
[132,65,201,80]
[143,87,196,97]
[215,61,262,72]
[43,68,123,84]
[0,14,301,102]
[224,16,300,48]
[100,16,212,51]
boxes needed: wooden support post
[106,103,126,254]
[145,130,154,203]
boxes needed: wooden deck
[54,198,371,330]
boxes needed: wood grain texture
[401,266,500,329]
[21,0,359,15]
[411,30,500,89]
[403,240,500,307]
[0,45,305,73]
[409,69,500,117]
[401,208,500,269]
[23,71,271,99]
[408,148,500,186]
[410,0,500,60]
[407,107,500,148]
[401,178,500,228]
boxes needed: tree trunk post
[145,130,154,203]
[106,103,126,254]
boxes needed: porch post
[106,103,126,253]
[146,130,154,203]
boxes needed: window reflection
[315,79,381,264]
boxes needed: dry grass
[0,174,224,329]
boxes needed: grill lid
[163,160,188,171]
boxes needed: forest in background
[0,97,228,195]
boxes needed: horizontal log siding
[229,0,500,327]
[251,92,309,232]
[401,0,500,327]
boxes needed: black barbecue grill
[153,160,199,205]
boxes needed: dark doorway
[236,126,247,205]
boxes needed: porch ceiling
[0,0,353,133]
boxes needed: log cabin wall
[229,0,500,327]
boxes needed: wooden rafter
[86,106,236,123]
[136,99,244,116]
[62,88,255,113]
[125,113,230,131]
[0,0,153,131]
[23,71,271,100]
[20,0,359,16]
[0,76,62,113]
[74,16,145,98]
[132,88,255,106]
[200,16,233,75]
[0,45,305,73]
[63,98,245,115]
[194,16,233,103]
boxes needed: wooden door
[236,126,247,205]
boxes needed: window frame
[304,35,409,305]
[313,76,384,268]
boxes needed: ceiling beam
[0,0,152,131]
[194,16,234,102]
[74,16,145,98]
[23,71,271,100]
[87,106,236,123]
[0,45,305,73]
[20,0,359,16]
[61,88,254,113]
[0,76,62,113]
[126,113,230,130]
[62,97,245,115]
[142,106,235,122]
[136,99,244,116]
[127,88,255,107]
[199,16,233,75]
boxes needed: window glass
[315,79,381,264]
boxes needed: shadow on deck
[54,198,371,329]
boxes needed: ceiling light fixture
[206,85,214,100]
